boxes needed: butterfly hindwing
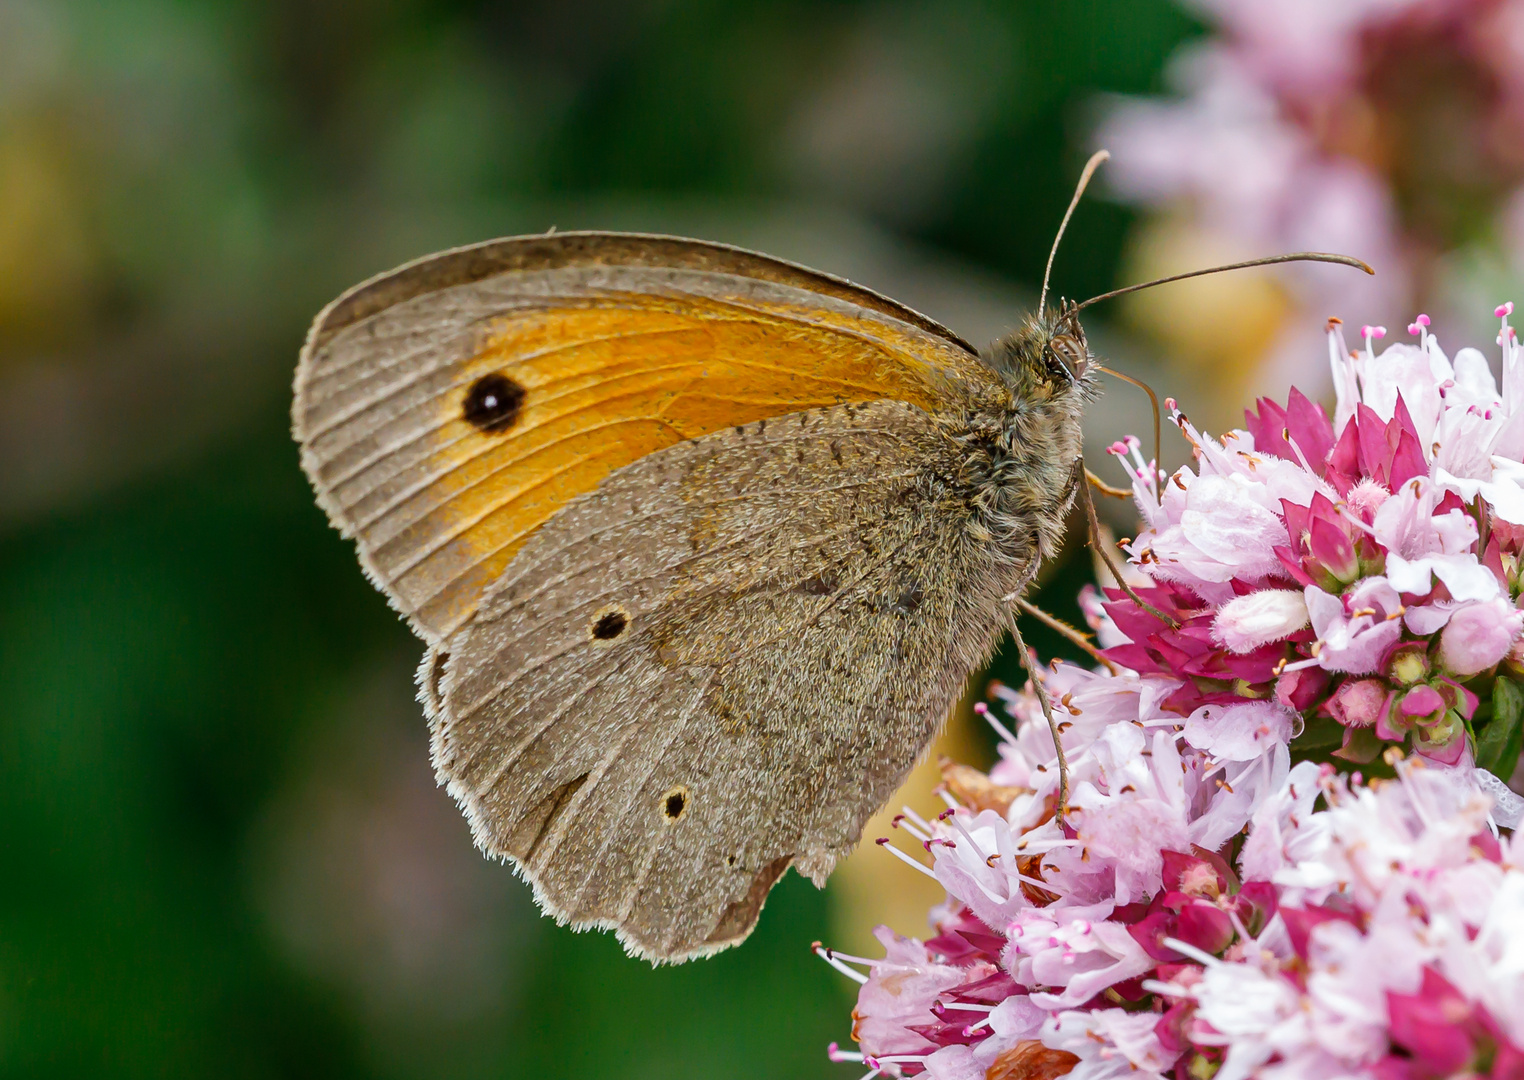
[424,400,1025,961]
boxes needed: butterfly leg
[1009,616,1069,820]
[1084,467,1133,499]
[1073,458,1178,629]
[1012,596,1120,674]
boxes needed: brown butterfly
[291,152,1368,962]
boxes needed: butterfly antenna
[1038,149,1111,321]
[1071,251,1373,314]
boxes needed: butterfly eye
[1049,333,1088,381]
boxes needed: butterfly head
[981,300,1097,409]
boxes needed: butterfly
[291,152,1368,962]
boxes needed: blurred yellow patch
[0,126,98,355]
[1120,213,1289,419]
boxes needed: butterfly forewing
[292,232,1001,641]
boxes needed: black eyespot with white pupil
[462,373,526,433]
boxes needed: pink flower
[1182,700,1296,762]
[1373,477,1496,604]
[1006,908,1154,1010]
[1040,1008,1174,1077]
[1304,578,1404,675]
[1136,472,1290,600]
[1236,761,1329,885]
[824,304,1524,1079]
[852,930,972,1060]
[827,724,1524,1080]
[1438,596,1524,676]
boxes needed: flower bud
[1174,901,1235,956]
[1385,642,1430,686]
[1275,665,1329,711]
[1213,590,1310,654]
[1327,678,1389,728]
[1399,684,1446,726]
[1308,516,1360,585]
[1437,597,1524,676]
[1413,713,1466,764]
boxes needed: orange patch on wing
[386,293,953,635]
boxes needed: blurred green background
[0,2,1201,1076]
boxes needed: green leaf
[1477,676,1524,780]
[1333,725,1383,764]
[1294,715,1346,750]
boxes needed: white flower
[1213,590,1311,653]
[1183,700,1297,761]
[1041,1009,1173,1080]
[1008,907,1154,1010]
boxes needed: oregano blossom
[823,309,1524,1080]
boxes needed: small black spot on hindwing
[592,609,628,640]
[662,785,689,822]
[462,373,526,433]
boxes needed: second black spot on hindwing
[590,604,630,643]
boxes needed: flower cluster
[1104,310,1524,774]
[827,701,1523,1080]
[825,310,1524,1079]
